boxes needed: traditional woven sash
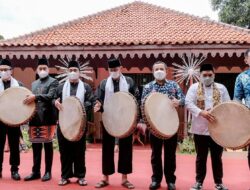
[196,82,221,110]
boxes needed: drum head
[0,87,36,126]
[209,101,250,149]
[59,96,86,141]
[144,92,179,139]
[102,92,137,138]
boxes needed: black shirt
[3,80,23,89]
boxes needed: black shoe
[24,172,41,181]
[41,172,51,182]
[167,183,176,190]
[215,184,228,190]
[190,182,203,190]
[11,171,21,181]
[149,181,161,190]
[0,172,2,178]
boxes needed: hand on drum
[171,97,180,108]
[23,94,36,104]
[55,98,63,111]
[94,100,102,112]
[199,110,216,123]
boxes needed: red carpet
[0,144,249,190]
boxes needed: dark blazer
[29,76,59,126]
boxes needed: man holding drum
[0,59,23,180]
[24,58,59,182]
[54,60,95,186]
[141,61,185,190]
[185,64,230,190]
[94,58,139,189]
[234,48,250,171]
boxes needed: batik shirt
[234,69,250,108]
[141,80,185,106]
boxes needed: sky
[0,0,218,39]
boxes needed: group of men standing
[0,49,249,190]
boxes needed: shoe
[167,183,176,190]
[190,182,203,190]
[11,171,21,181]
[41,172,51,182]
[149,181,161,190]
[24,172,41,181]
[215,184,228,190]
[0,172,2,178]
[58,178,70,186]
[77,178,88,186]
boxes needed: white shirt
[185,82,231,136]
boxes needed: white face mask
[110,71,120,79]
[38,70,49,79]
[200,76,214,87]
[68,71,79,80]
[153,70,166,81]
[0,70,11,80]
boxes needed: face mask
[200,76,214,87]
[0,70,11,80]
[153,70,166,81]
[68,71,79,80]
[38,70,48,79]
[110,71,120,79]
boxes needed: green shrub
[179,135,196,154]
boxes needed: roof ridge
[0,0,249,46]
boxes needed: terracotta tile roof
[0,1,249,47]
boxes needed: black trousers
[150,134,177,184]
[31,142,53,174]
[0,123,20,172]
[102,125,133,175]
[57,127,86,179]
[194,134,223,184]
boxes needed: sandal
[122,180,135,189]
[77,178,87,186]
[95,180,109,188]
[58,178,70,186]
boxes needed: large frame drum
[142,92,179,139]
[59,96,86,141]
[0,87,36,126]
[208,101,250,150]
[102,92,138,138]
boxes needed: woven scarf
[196,82,221,110]
[62,79,85,104]
[0,77,19,93]
[104,74,128,105]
